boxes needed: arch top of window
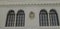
[40,9,47,14]
[49,9,57,14]
[17,10,25,15]
[8,10,15,14]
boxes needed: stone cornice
[0,0,60,6]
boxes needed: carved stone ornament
[29,11,35,19]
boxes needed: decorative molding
[0,0,60,5]
[29,11,35,19]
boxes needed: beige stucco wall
[0,5,60,29]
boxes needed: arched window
[5,10,15,27]
[39,9,49,26]
[16,10,25,27]
[49,9,59,26]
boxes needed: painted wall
[0,5,60,29]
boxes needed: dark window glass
[39,9,49,26]
[16,10,25,27]
[5,10,15,27]
[49,9,59,26]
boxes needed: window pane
[39,9,49,26]
[49,9,59,26]
[5,10,15,27]
[16,10,25,27]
